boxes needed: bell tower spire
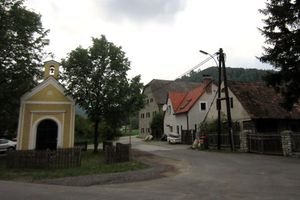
[44,60,60,80]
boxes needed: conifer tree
[259,0,300,110]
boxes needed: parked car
[0,139,16,153]
[167,132,181,144]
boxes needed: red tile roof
[169,80,212,114]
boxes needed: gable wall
[188,84,218,131]
[27,84,71,102]
[206,82,251,125]
[164,98,187,136]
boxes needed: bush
[150,112,164,139]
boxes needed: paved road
[1,137,300,200]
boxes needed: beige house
[205,81,300,132]
[164,79,217,136]
[139,79,200,136]
[17,60,75,150]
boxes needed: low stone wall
[239,130,250,153]
[281,130,293,156]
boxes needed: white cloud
[25,0,272,84]
[98,0,187,23]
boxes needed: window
[169,126,173,132]
[141,113,145,118]
[230,97,234,108]
[146,112,150,118]
[141,128,144,133]
[200,101,207,111]
[168,105,171,114]
[146,128,150,133]
[177,126,179,133]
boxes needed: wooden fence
[7,148,82,169]
[74,141,88,151]
[248,133,282,155]
[181,130,195,145]
[207,132,240,149]
[105,143,131,164]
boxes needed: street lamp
[199,49,235,151]
[199,50,222,150]
[199,50,218,67]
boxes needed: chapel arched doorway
[36,119,58,150]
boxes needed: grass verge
[0,150,148,182]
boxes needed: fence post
[239,130,250,153]
[116,143,131,162]
[105,145,115,164]
[281,130,292,156]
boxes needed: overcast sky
[25,0,272,84]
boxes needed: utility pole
[219,49,235,151]
[217,50,222,150]
[199,48,234,151]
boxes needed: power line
[175,55,215,80]
[149,55,217,95]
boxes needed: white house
[139,79,200,136]
[164,78,217,137]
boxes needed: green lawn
[0,150,147,182]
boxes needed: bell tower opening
[44,60,60,80]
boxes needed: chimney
[202,74,212,94]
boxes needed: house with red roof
[164,78,218,137]
[139,79,200,137]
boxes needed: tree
[0,0,49,137]
[75,114,93,141]
[259,0,300,110]
[150,112,164,139]
[62,35,144,152]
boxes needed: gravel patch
[38,150,181,187]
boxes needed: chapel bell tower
[44,60,60,80]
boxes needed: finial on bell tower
[44,60,60,80]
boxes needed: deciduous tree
[62,35,144,152]
[0,0,48,137]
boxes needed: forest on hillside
[179,67,274,82]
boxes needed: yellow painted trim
[30,110,66,113]
[69,104,75,147]
[25,101,73,105]
[16,102,25,150]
